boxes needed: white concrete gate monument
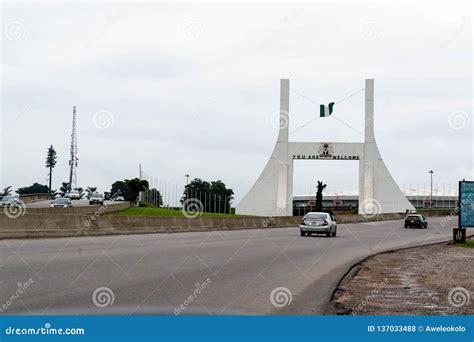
[236,79,415,217]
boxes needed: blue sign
[459,181,474,228]
[0,316,473,342]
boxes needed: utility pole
[68,106,78,191]
[428,170,434,208]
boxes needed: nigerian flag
[320,102,335,117]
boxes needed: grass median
[454,239,474,248]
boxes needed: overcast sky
[1,1,472,204]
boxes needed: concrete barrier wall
[0,209,456,240]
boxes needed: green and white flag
[320,102,335,117]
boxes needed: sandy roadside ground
[331,240,474,315]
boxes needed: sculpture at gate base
[316,181,327,212]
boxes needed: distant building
[293,192,458,216]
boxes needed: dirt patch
[331,240,474,315]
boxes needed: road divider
[0,209,454,239]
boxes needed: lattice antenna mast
[68,106,78,190]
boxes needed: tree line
[1,145,234,213]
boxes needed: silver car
[1,195,20,207]
[66,190,81,200]
[300,212,337,237]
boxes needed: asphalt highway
[25,199,117,208]
[0,216,456,315]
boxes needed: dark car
[404,214,428,229]
[51,198,72,208]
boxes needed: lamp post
[185,174,190,185]
[428,170,434,208]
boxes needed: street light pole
[428,170,434,208]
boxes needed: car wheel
[300,231,305,237]
[332,230,337,237]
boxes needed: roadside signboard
[459,180,474,228]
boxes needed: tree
[59,182,71,195]
[16,183,49,195]
[209,180,234,213]
[85,187,97,199]
[315,181,327,212]
[50,189,58,198]
[76,187,84,198]
[124,178,149,202]
[181,178,234,213]
[1,186,12,197]
[110,178,149,202]
[111,180,128,199]
[45,145,57,193]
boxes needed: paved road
[0,217,456,315]
[25,200,116,208]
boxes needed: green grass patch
[111,207,239,217]
[454,239,474,248]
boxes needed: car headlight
[63,205,68,207]
[51,205,54,207]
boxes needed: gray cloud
[1,2,472,202]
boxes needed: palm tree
[86,187,97,199]
[45,145,57,194]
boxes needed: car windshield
[92,193,103,198]
[54,198,69,204]
[407,215,421,220]
[305,213,327,220]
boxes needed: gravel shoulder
[330,239,474,315]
